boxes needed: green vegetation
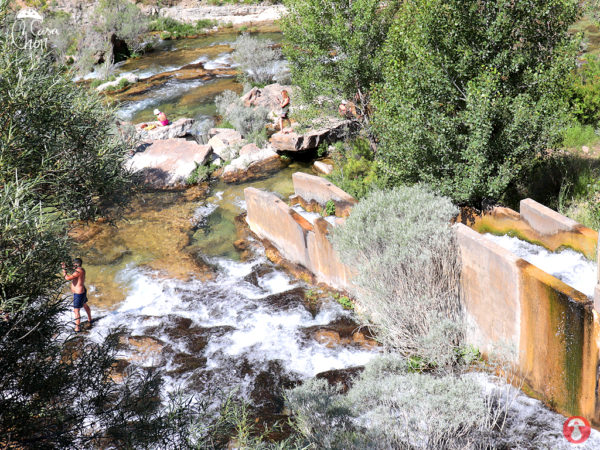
[215,90,269,145]
[327,139,385,199]
[186,163,218,185]
[0,14,187,446]
[149,17,217,38]
[568,54,600,125]
[281,0,399,110]
[562,123,600,148]
[332,292,352,310]
[232,34,286,86]
[373,0,579,206]
[284,355,509,449]
[90,74,117,89]
[323,199,336,216]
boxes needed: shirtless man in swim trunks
[61,258,92,332]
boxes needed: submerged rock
[221,148,286,183]
[127,138,212,188]
[315,366,364,393]
[135,118,196,141]
[313,160,333,175]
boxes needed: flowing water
[70,31,600,445]
[74,161,378,422]
[111,30,283,124]
[484,233,596,297]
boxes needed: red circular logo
[563,416,591,444]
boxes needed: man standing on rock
[62,258,92,332]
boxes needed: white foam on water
[292,204,338,226]
[292,204,322,224]
[116,79,206,121]
[204,52,234,70]
[84,256,377,402]
[470,373,600,448]
[484,233,596,297]
[192,203,218,226]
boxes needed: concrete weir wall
[244,173,356,291]
[456,199,600,425]
[245,173,600,425]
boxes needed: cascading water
[484,233,596,297]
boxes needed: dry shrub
[330,185,463,368]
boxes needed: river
[73,30,600,447]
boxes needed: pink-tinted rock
[221,149,285,183]
[313,161,333,175]
[127,138,211,188]
[135,118,196,140]
[241,83,294,110]
[239,143,261,156]
[245,186,355,291]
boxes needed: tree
[281,0,399,109]
[0,29,133,221]
[0,10,187,447]
[373,0,581,205]
[95,0,149,56]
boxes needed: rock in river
[270,118,355,152]
[221,148,286,183]
[127,138,212,188]
[135,118,197,141]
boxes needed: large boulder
[135,118,196,141]
[241,83,294,111]
[270,118,355,152]
[127,138,212,188]
[207,128,245,161]
[221,148,286,183]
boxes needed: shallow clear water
[484,233,596,297]
[113,31,282,124]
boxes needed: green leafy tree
[568,54,600,125]
[281,0,399,109]
[0,31,133,221]
[0,11,191,447]
[373,0,580,205]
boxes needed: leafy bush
[330,185,463,368]
[285,355,504,449]
[324,200,336,216]
[327,139,385,199]
[373,0,580,205]
[95,0,149,55]
[186,164,212,185]
[568,54,600,125]
[281,0,400,107]
[332,293,353,310]
[232,34,282,85]
[215,90,269,143]
[0,22,188,447]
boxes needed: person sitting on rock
[338,99,359,119]
[154,109,169,126]
[278,90,290,133]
